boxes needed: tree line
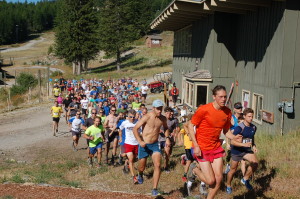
[0,0,58,45]
[0,0,172,74]
[55,0,172,74]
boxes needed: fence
[4,67,52,111]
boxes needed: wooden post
[47,67,50,97]
[38,70,41,103]
[7,98,10,111]
[29,87,31,103]
[164,83,169,107]
[4,71,6,88]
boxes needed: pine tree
[99,0,141,71]
[54,0,100,75]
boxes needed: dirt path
[0,103,69,151]
[0,184,158,199]
[0,37,45,53]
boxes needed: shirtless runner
[103,106,119,165]
[133,99,170,197]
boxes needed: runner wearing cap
[133,99,170,196]
[187,85,242,199]
[225,102,244,174]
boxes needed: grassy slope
[0,131,299,198]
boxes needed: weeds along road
[0,103,69,151]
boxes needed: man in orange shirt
[188,85,241,199]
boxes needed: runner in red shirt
[188,85,242,199]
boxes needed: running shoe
[226,186,232,194]
[199,183,208,196]
[133,176,138,184]
[224,163,231,174]
[151,189,161,196]
[181,154,186,165]
[137,174,144,184]
[241,178,253,190]
[186,181,193,196]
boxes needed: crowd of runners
[50,77,259,198]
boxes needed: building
[145,35,163,48]
[150,0,300,134]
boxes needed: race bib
[95,133,101,138]
[242,138,252,144]
[53,112,59,116]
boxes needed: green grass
[0,196,15,199]
[10,174,25,183]
[255,131,300,179]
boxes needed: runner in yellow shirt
[53,86,61,98]
[50,101,63,136]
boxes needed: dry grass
[0,131,299,198]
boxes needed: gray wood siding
[171,1,299,133]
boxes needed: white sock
[201,181,205,185]
[187,181,193,188]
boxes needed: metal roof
[184,70,212,80]
[150,0,279,31]
[146,35,163,40]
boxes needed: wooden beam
[219,0,271,7]
[174,1,214,14]
[170,8,207,18]
[211,0,257,11]
[204,1,246,14]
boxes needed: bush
[48,45,54,55]
[16,73,38,89]
[50,71,63,78]
[10,85,27,96]
[10,73,37,96]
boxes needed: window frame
[252,93,263,124]
[242,90,251,110]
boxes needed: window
[253,93,263,124]
[242,90,250,109]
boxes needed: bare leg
[151,152,161,189]
[241,160,246,176]
[243,154,258,180]
[164,146,170,169]
[127,152,136,177]
[184,160,192,174]
[207,158,223,199]
[97,148,102,164]
[105,142,110,163]
[226,160,239,187]
[138,158,147,174]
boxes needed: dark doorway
[196,85,207,106]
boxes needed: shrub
[50,71,63,78]
[16,73,38,89]
[10,73,37,96]
[10,85,27,96]
[48,45,54,55]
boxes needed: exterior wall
[171,0,300,134]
